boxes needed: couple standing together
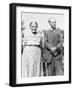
[22,17,64,77]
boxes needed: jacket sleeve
[40,32,44,48]
[56,31,63,49]
[44,32,53,50]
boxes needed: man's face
[30,22,38,33]
[49,20,56,29]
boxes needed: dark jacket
[42,28,63,63]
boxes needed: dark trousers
[43,56,63,76]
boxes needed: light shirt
[23,30,43,46]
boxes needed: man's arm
[56,31,63,49]
[44,32,53,51]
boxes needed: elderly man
[42,18,64,76]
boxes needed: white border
[16,6,69,84]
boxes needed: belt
[27,45,40,48]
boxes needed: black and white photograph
[21,12,64,77]
[10,3,71,87]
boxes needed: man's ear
[49,21,51,26]
[48,20,50,24]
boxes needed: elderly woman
[22,21,43,77]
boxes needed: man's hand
[51,47,57,53]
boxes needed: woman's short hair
[30,21,38,28]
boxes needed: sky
[22,12,64,32]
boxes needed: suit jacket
[42,28,63,63]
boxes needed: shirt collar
[50,27,56,32]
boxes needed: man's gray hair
[48,17,56,23]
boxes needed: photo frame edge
[9,3,71,87]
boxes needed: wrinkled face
[49,18,56,29]
[30,22,38,33]
[50,21,56,29]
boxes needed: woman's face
[30,22,38,33]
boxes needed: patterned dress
[22,30,43,77]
